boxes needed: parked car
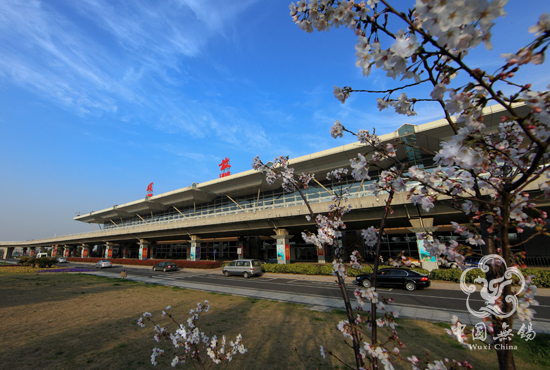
[95,260,112,269]
[36,252,48,258]
[57,257,68,263]
[464,256,481,268]
[152,261,178,272]
[439,256,459,269]
[401,256,421,268]
[354,268,430,291]
[222,259,263,278]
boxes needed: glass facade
[153,244,187,259]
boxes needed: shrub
[17,256,56,267]
[19,256,32,266]
[35,257,56,268]
[522,268,550,288]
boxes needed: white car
[95,260,112,268]
[57,257,68,263]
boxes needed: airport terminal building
[2,104,550,267]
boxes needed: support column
[237,237,245,259]
[51,245,58,257]
[29,247,36,257]
[105,242,118,259]
[315,239,336,265]
[149,243,155,260]
[81,244,90,258]
[122,246,129,259]
[138,240,150,260]
[63,246,70,257]
[272,229,293,265]
[316,245,326,264]
[189,235,200,261]
[409,218,439,272]
[2,247,14,259]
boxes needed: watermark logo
[472,322,487,341]
[467,322,536,350]
[460,254,525,319]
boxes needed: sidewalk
[87,262,550,334]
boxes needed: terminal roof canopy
[74,103,528,225]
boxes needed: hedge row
[429,267,550,288]
[66,257,222,269]
[429,268,486,284]
[261,263,550,288]
[261,263,430,277]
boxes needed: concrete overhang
[74,103,531,225]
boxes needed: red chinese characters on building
[146,182,153,197]
[219,157,231,178]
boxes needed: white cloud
[0,0,268,150]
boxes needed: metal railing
[100,188,377,232]
[21,187,377,242]
[525,256,550,268]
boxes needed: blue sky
[1,0,549,241]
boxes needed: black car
[354,268,430,291]
[152,261,178,272]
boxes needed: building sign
[416,236,437,263]
[190,246,200,261]
[277,243,284,262]
[276,240,290,263]
[219,157,231,178]
[146,182,153,197]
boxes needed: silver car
[222,259,263,278]
[95,260,112,269]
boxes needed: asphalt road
[67,262,550,321]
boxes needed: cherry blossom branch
[344,79,429,95]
